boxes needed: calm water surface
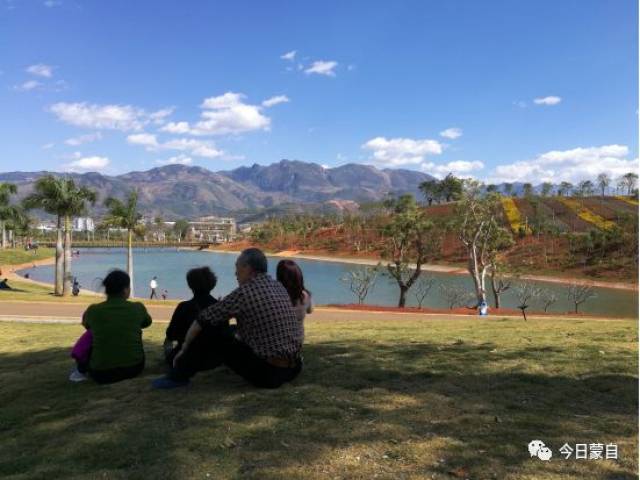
[21,248,638,317]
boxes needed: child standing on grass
[69,269,152,384]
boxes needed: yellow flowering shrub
[501,197,530,234]
[559,198,616,230]
[615,195,639,206]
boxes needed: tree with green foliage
[522,183,534,197]
[439,173,464,202]
[575,180,595,197]
[381,195,442,308]
[24,175,97,295]
[0,183,18,249]
[173,219,190,241]
[418,179,440,205]
[541,182,553,197]
[558,181,573,197]
[503,183,514,196]
[104,191,142,297]
[455,184,514,306]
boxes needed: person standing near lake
[149,276,158,299]
[152,248,303,389]
[276,260,313,334]
[69,269,152,384]
[163,266,218,365]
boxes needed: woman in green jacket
[69,269,152,384]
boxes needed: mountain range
[0,160,434,220]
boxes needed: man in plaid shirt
[153,248,304,389]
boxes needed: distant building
[37,221,56,233]
[187,216,236,243]
[73,217,95,232]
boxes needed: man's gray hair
[238,248,268,273]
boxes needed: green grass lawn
[0,277,178,305]
[0,247,55,266]
[0,317,637,480]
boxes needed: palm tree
[0,183,18,249]
[104,191,142,297]
[23,175,97,296]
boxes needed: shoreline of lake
[202,247,639,292]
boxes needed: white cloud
[14,80,41,91]
[49,102,172,131]
[421,160,484,178]
[261,95,290,108]
[43,0,61,6]
[157,154,193,166]
[513,100,527,108]
[492,144,636,183]
[440,127,463,139]
[362,136,443,166]
[41,143,55,149]
[160,121,191,134]
[280,50,296,61]
[63,155,109,172]
[26,64,54,77]
[148,107,174,124]
[192,92,270,135]
[126,133,222,158]
[533,96,562,106]
[126,133,159,147]
[64,132,102,146]
[305,60,338,77]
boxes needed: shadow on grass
[0,340,637,479]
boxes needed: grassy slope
[0,247,55,266]
[0,317,636,479]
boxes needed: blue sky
[1,0,637,183]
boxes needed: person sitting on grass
[163,266,218,365]
[152,248,303,390]
[69,269,152,384]
[0,278,12,290]
[276,260,313,332]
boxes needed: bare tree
[514,282,542,321]
[489,265,511,308]
[596,173,610,198]
[540,289,558,312]
[413,275,436,308]
[439,284,474,310]
[567,284,596,314]
[340,265,380,305]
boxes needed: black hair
[186,266,217,295]
[102,269,130,297]
[238,248,268,273]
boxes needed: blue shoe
[152,376,189,389]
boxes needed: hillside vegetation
[244,195,638,283]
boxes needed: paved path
[0,301,625,324]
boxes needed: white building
[73,217,95,232]
[187,216,236,243]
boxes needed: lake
[20,248,638,317]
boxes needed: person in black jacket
[163,266,219,365]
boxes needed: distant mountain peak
[0,160,433,218]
